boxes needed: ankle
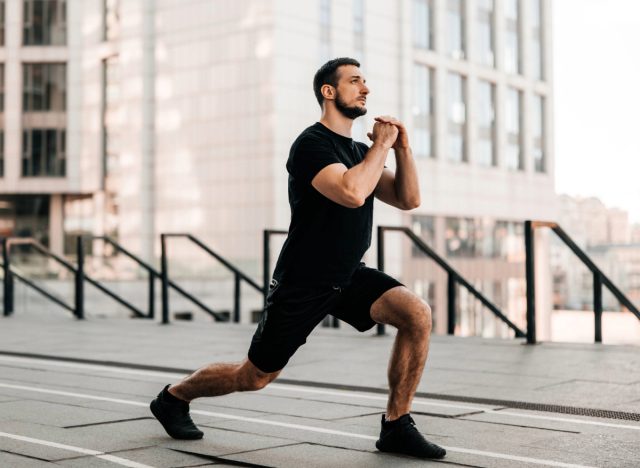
[164,385,189,404]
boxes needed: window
[411,215,435,257]
[504,0,520,74]
[23,63,66,111]
[505,87,522,171]
[23,0,67,46]
[446,217,476,258]
[494,220,525,261]
[103,0,120,42]
[413,63,433,158]
[0,63,4,111]
[447,0,465,59]
[0,131,4,177]
[533,94,545,172]
[447,72,466,163]
[319,0,331,61]
[477,80,496,167]
[0,1,5,46]
[22,128,66,176]
[477,0,494,67]
[412,0,432,50]
[353,0,364,57]
[531,0,543,80]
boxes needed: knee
[411,300,432,336]
[237,365,277,392]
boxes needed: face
[328,65,370,119]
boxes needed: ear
[321,84,336,101]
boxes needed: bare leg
[168,358,281,403]
[371,286,432,421]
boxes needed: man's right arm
[311,123,398,208]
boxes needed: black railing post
[594,271,603,343]
[376,226,385,336]
[75,236,85,320]
[161,234,170,324]
[148,272,155,319]
[524,220,537,344]
[234,273,241,323]
[3,238,13,316]
[447,273,456,335]
[263,230,269,309]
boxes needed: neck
[319,107,354,138]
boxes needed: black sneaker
[150,384,204,440]
[376,414,446,459]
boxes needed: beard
[335,93,367,120]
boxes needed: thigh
[248,281,339,373]
[332,264,404,332]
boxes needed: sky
[553,0,640,223]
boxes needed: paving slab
[0,313,639,467]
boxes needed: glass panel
[477,80,495,167]
[504,0,520,74]
[447,72,466,162]
[411,215,435,257]
[413,63,433,158]
[23,0,67,46]
[477,0,494,66]
[533,94,545,172]
[531,0,543,79]
[413,0,432,50]
[447,0,465,59]
[23,63,66,111]
[21,129,66,177]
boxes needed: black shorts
[248,263,404,373]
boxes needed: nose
[361,84,370,95]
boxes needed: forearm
[342,142,390,202]
[393,147,420,208]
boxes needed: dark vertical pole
[524,220,536,344]
[447,273,456,335]
[594,271,603,343]
[263,230,269,309]
[75,236,85,320]
[376,226,385,336]
[161,234,169,324]
[3,238,13,316]
[234,273,241,323]
[148,270,155,319]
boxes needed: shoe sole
[150,398,204,440]
[376,439,446,459]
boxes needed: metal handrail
[525,220,640,344]
[2,236,147,319]
[85,235,158,319]
[160,233,263,324]
[377,226,526,338]
[0,261,75,314]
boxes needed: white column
[49,194,64,255]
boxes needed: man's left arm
[370,116,421,210]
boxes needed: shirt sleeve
[288,134,342,186]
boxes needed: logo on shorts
[269,278,278,288]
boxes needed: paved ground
[0,313,638,467]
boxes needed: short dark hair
[313,57,360,107]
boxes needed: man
[150,57,446,460]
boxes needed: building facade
[0,0,557,335]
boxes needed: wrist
[394,145,412,154]
[372,141,393,151]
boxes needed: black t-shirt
[272,122,374,287]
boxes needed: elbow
[402,198,421,210]
[347,192,366,208]
[343,184,366,208]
